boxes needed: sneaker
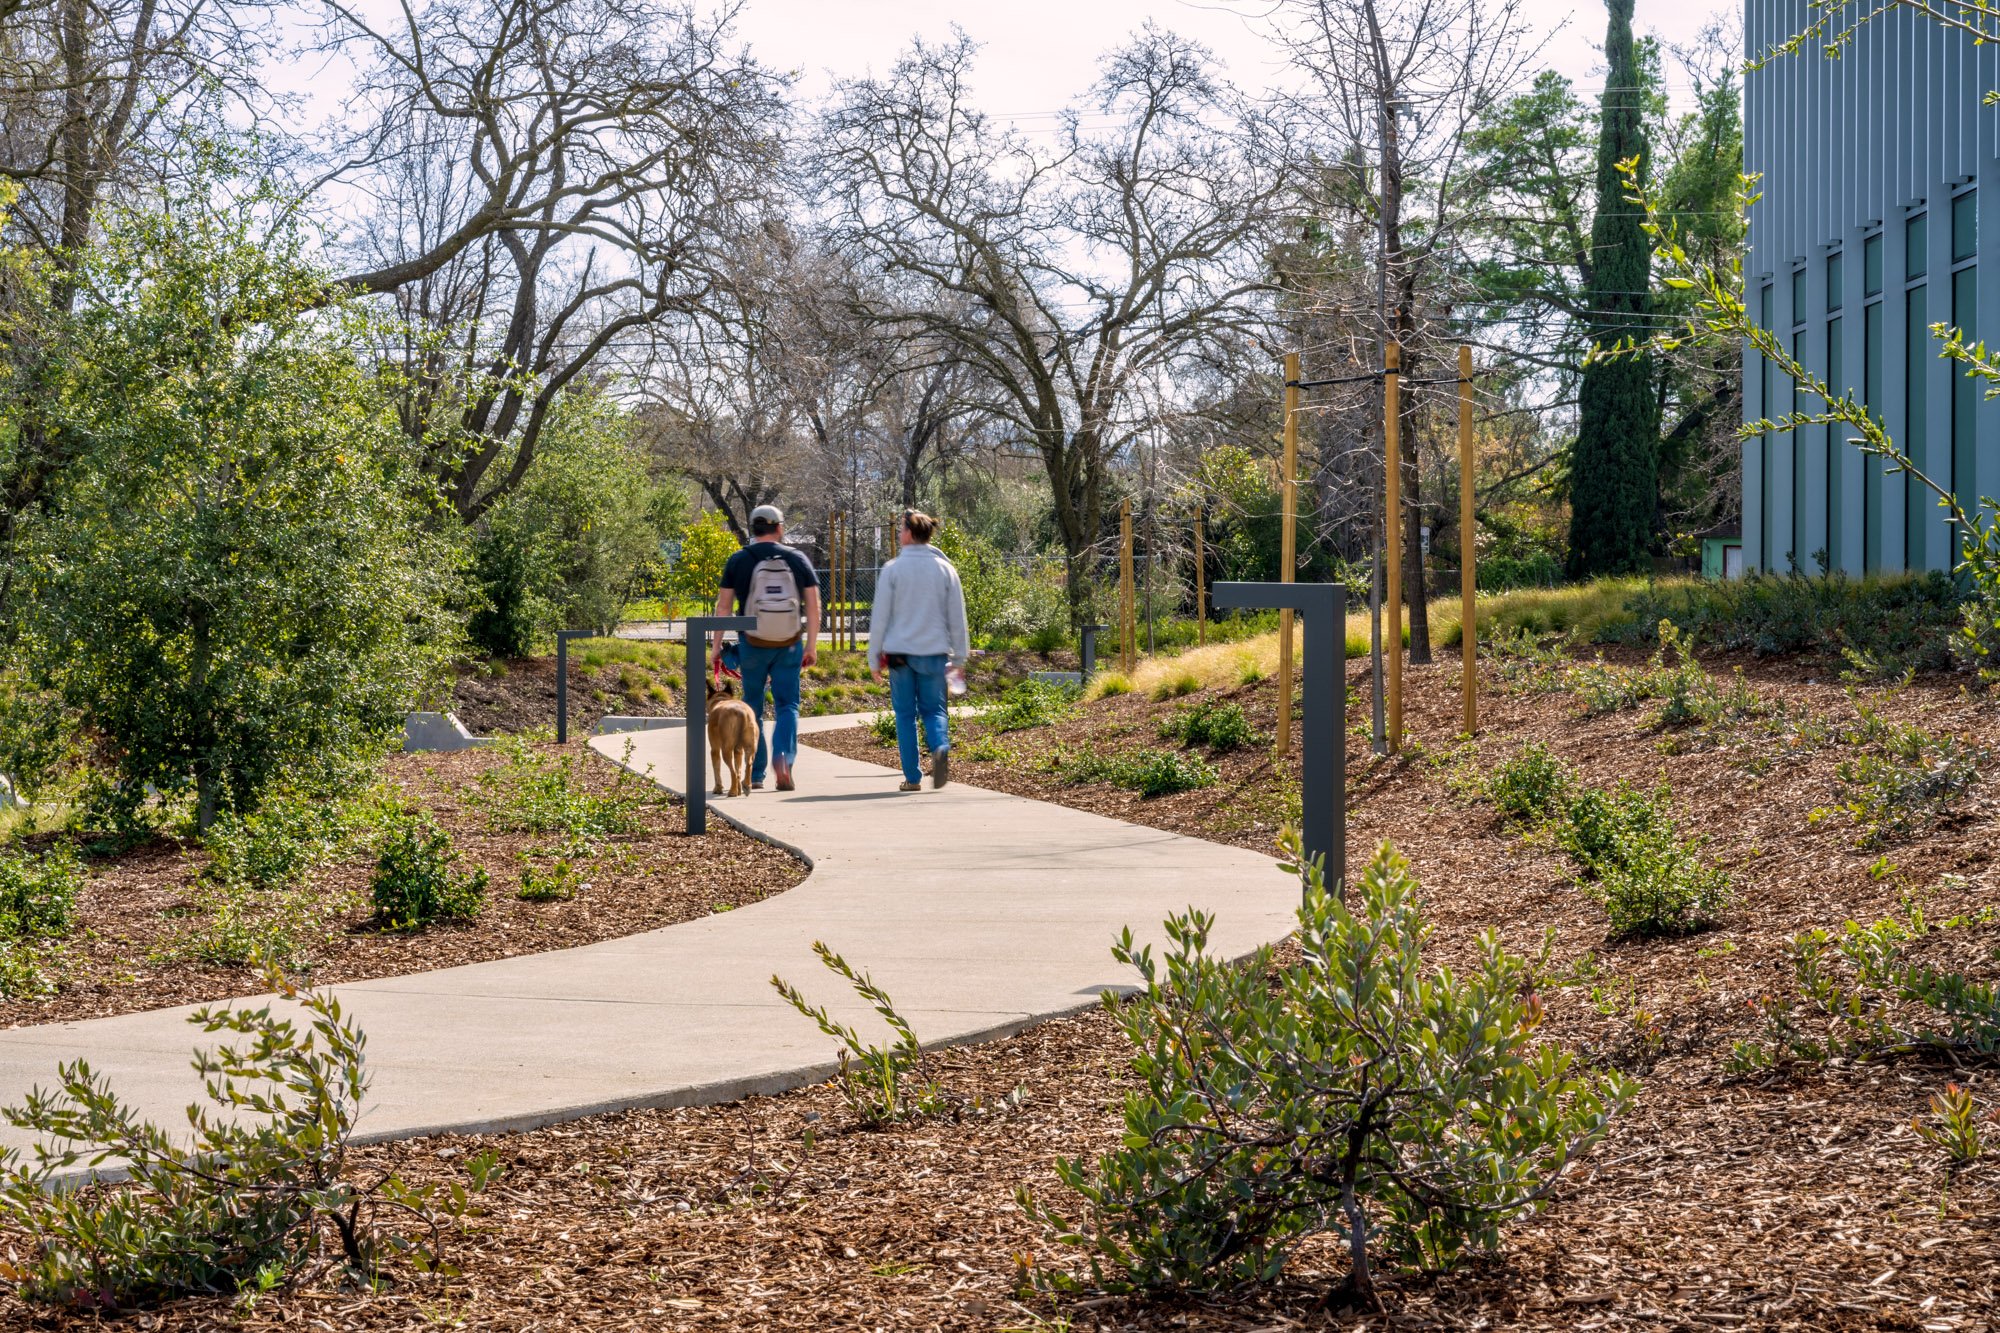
[751,778,765,791]
[898,780,922,792]
[931,750,950,790]
[774,757,794,792]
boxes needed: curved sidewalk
[0,717,1295,1162]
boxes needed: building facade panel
[1743,0,2000,572]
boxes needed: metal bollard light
[554,628,597,745]
[1211,582,1347,892]
[681,615,758,834]
[1079,623,1106,682]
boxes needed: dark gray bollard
[1211,582,1347,893]
[1079,623,1106,681]
[554,628,596,745]
[682,615,758,834]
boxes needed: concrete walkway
[0,717,1295,1164]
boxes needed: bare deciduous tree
[321,0,781,520]
[818,25,1286,617]
[1270,0,1538,660]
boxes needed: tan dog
[707,679,758,797]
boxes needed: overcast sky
[725,0,1740,125]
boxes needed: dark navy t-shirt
[720,540,820,614]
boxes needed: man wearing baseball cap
[713,505,821,791]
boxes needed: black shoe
[932,749,950,790]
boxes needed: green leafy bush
[475,741,654,840]
[468,388,680,656]
[6,181,462,833]
[979,679,1081,733]
[1617,569,1961,674]
[0,844,83,942]
[0,965,502,1310]
[1051,748,1217,798]
[517,858,582,903]
[1824,705,1987,846]
[770,942,946,1125]
[1158,699,1257,752]
[1023,839,1633,1296]
[1729,900,2000,1072]
[1556,783,1730,937]
[868,711,898,746]
[1484,743,1572,825]
[370,813,487,931]
[198,790,352,894]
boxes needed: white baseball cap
[749,504,784,527]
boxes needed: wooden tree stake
[1278,352,1300,755]
[1194,506,1207,647]
[1458,345,1477,736]
[1385,342,1402,754]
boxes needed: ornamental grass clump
[1023,838,1633,1298]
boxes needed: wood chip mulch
[6,655,2000,1329]
[3,744,806,1028]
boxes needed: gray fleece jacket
[868,542,971,669]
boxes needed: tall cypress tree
[1566,0,1661,578]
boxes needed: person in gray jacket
[868,510,971,791]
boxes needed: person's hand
[871,661,886,683]
[801,644,818,669]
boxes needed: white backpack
[745,552,803,646]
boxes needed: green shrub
[0,844,83,942]
[1023,839,1632,1296]
[1053,748,1217,798]
[1555,784,1668,878]
[979,679,1081,732]
[867,711,898,746]
[517,858,582,903]
[0,965,501,1310]
[1824,705,1987,846]
[1486,626,1572,693]
[1556,783,1730,937]
[0,941,60,1002]
[1484,743,1572,825]
[1729,900,2000,1071]
[1120,750,1217,798]
[198,791,349,893]
[1592,828,1734,939]
[770,942,945,1125]
[168,880,350,968]
[1158,699,1257,752]
[370,812,487,931]
[475,740,653,840]
[1149,669,1200,702]
[1615,569,1961,673]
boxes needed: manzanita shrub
[0,964,501,1310]
[1022,838,1634,1298]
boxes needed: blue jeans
[736,638,803,784]
[889,654,951,784]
